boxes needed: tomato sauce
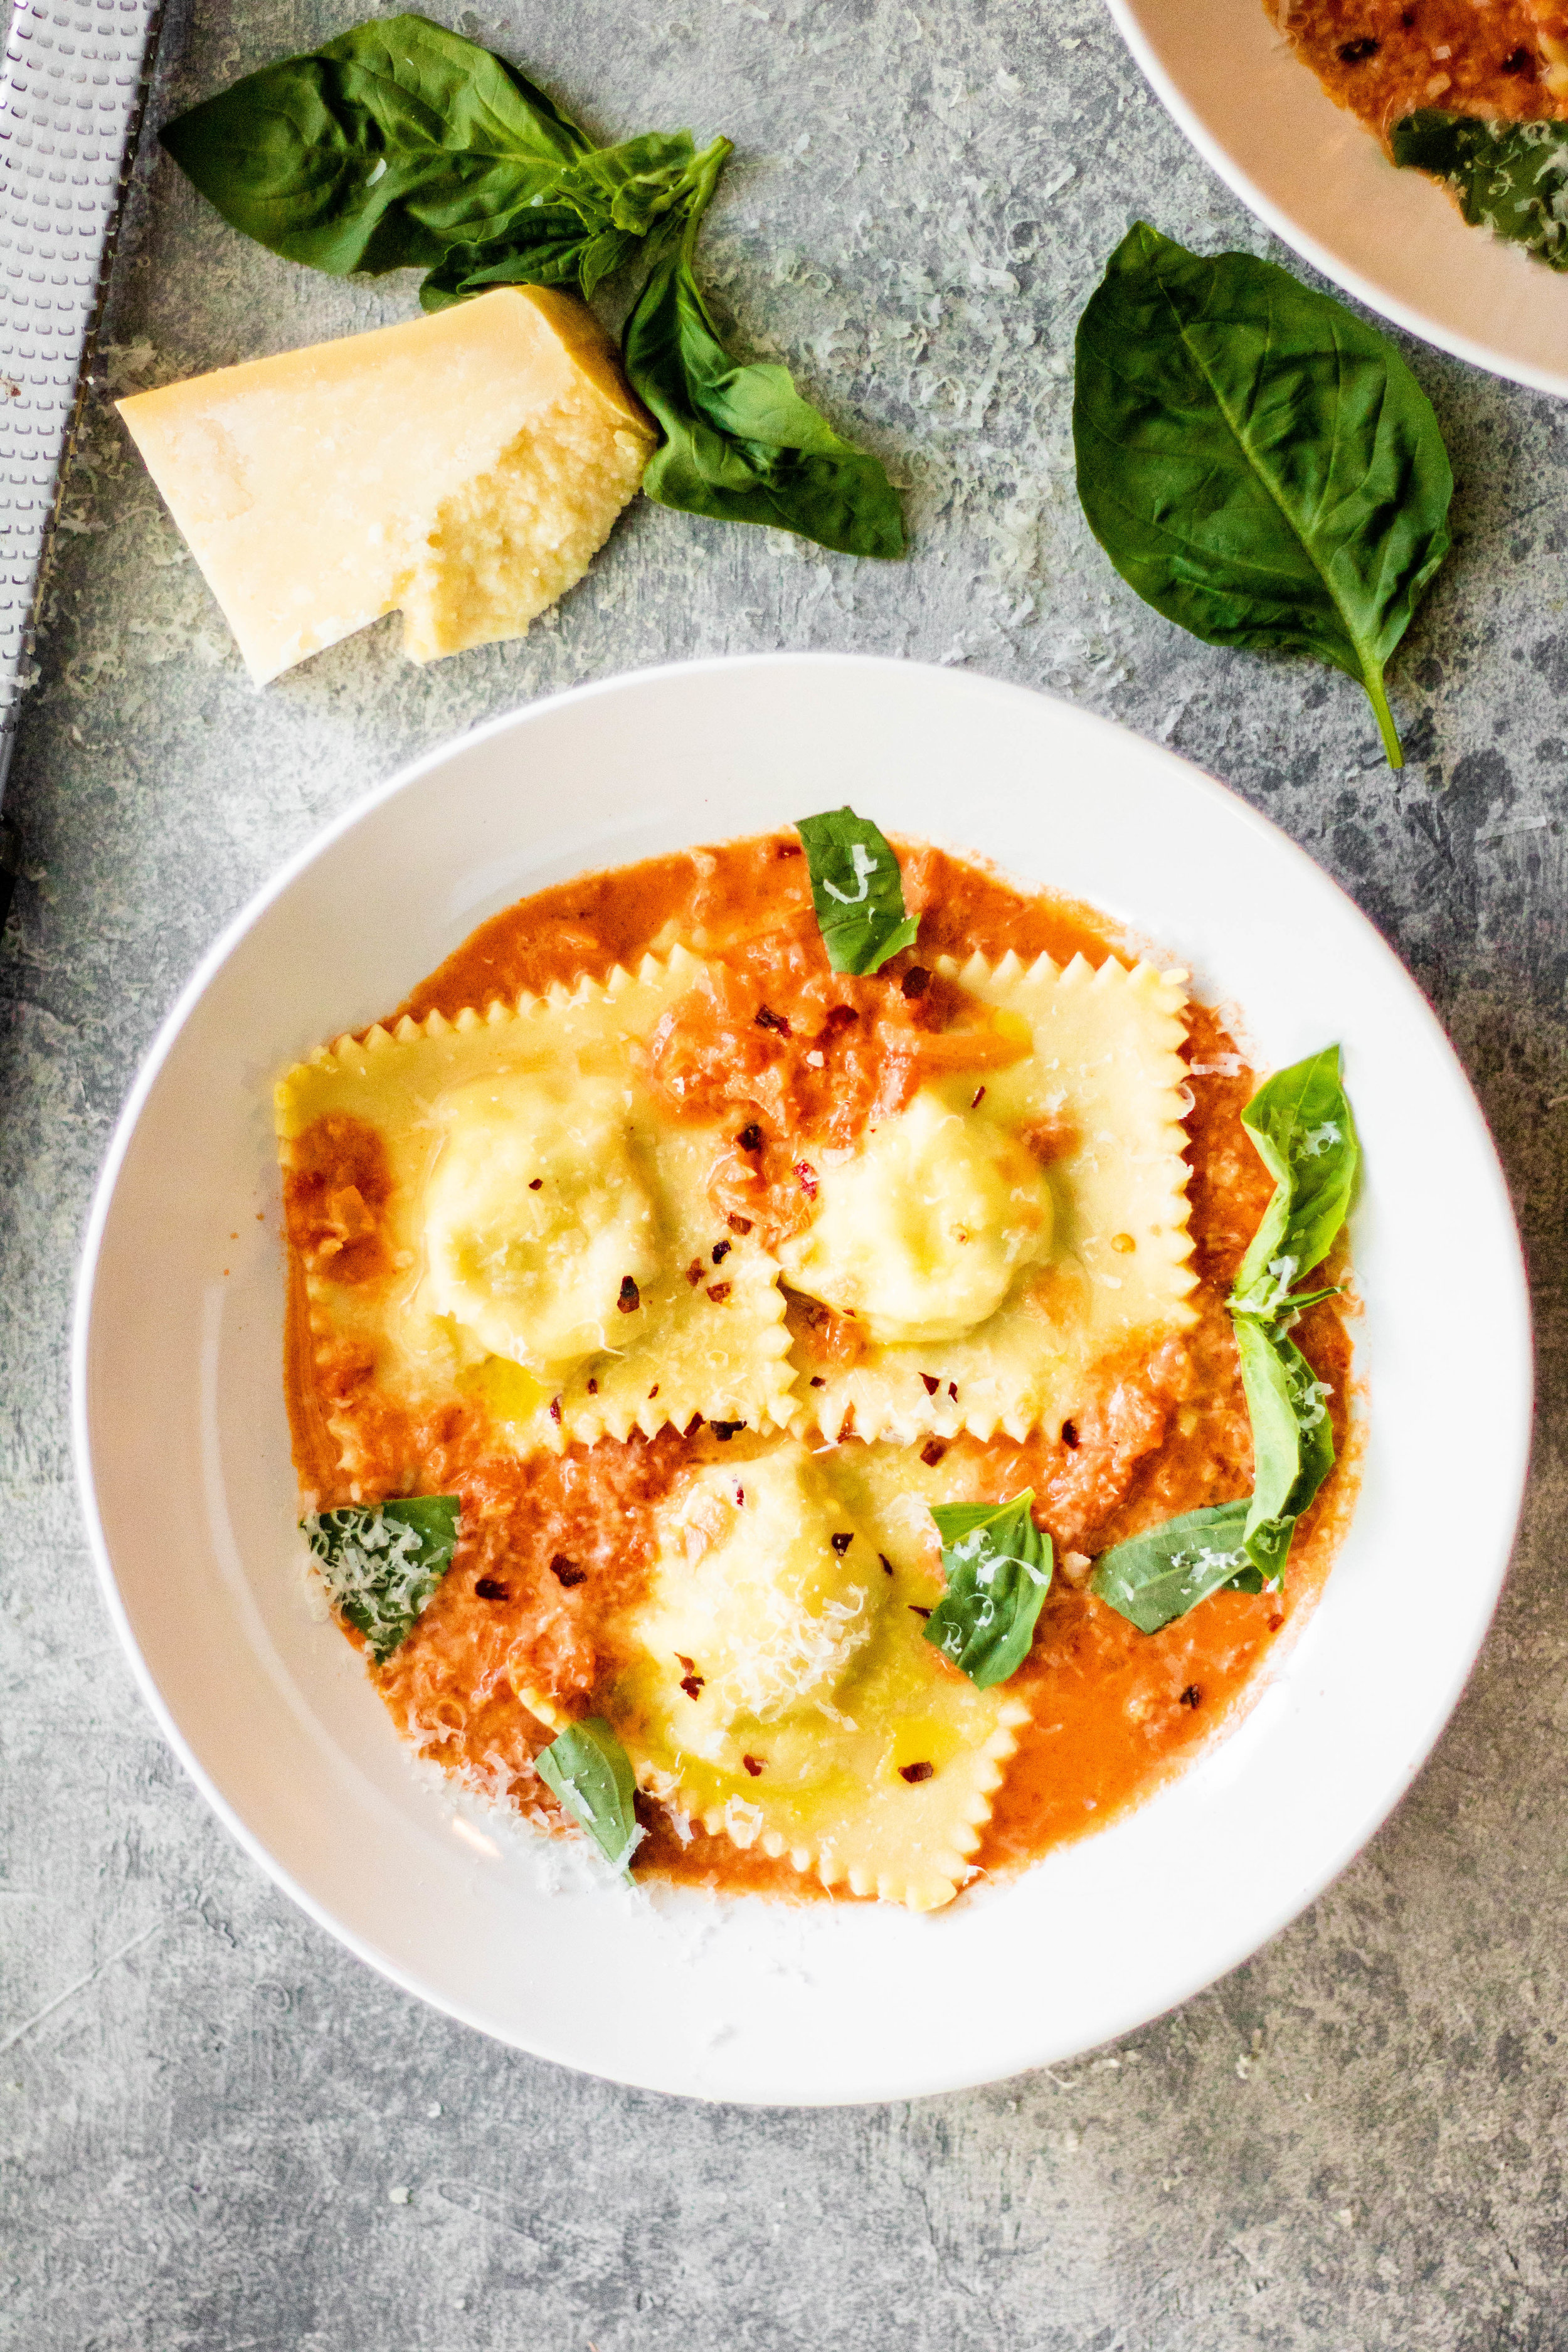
[1269,0,1565,140]
[283,832,1360,1903]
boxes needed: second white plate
[1107,0,1568,395]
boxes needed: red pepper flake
[795,1160,819,1200]
[711,1419,744,1441]
[734,1486,745,1506]
[550,1555,586,1589]
[707,1281,732,1303]
[776,840,802,859]
[548,1396,562,1426]
[528,1177,543,1191]
[680,1672,705,1700]
[947,1381,958,1401]
[908,1604,931,1620]
[686,1258,705,1285]
[711,1238,732,1265]
[755,1005,791,1035]
[920,1439,946,1468]
[970,1085,986,1110]
[1502,43,1534,73]
[737,1126,763,1155]
[900,965,931,999]
[1269,1614,1285,1633]
[1061,1419,1079,1450]
[676,1653,696,1671]
[474,1577,509,1601]
[742,1753,765,1776]
[830,1532,854,1555]
[647,1384,659,1399]
[879,1554,894,1577]
[919,1374,940,1397]
[810,1375,825,1388]
[586,1377,598,1395]
[899,1761,935,1784]
[617,1274,641,1313]
[728,1212,754,1233]
[822,1004,858,1037]
[1180,1685,1201,1709]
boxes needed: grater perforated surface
[0,0,160,788]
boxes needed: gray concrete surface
[3,0,1566,2343]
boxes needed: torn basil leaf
[535,1717,643,1878]
[795,806,919,975]
[1234,1317,1337,1585]
[623,144,906,559]
[924,1493,1052,1688]
[1232,1046,1359,1318]
[304,1495,460,1663]
[1392,112,1568,271]
[1089,1501,1252,1635]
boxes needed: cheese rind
[118,287,655,683]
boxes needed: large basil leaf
[1233,1318,1337,1584]
[1392,112,1568,270]
[1089,1501,1251,1636]
[535,1718,643,1878]
[161,15,591,281]
[796,806,919,973]
[924,1493,1052,1688]
[1073,221,1453,768]
[304,1494,460,1663]
[1232,1046,1359,1315]
[623,149,905,559]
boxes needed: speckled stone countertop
[3,2,1565,2344]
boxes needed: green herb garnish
[159,12,903,562]
[304,1495,460,1663]
[1392,112,1568,270]
[1091,1047,1356,1633]
[795,806,919,973]
[534,1717,643,1878]
[924,1493,1052,1688]
[1073,221,1453,768]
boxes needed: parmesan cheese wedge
[117,287,656,684]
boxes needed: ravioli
[790,951,1197,1443]
[523,1439,1026,1910]
[277,948,796,1474]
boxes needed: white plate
[1107,0,1568,395]
[73,654,1530,2104]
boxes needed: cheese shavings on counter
[117,286,655,683]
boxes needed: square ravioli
[520,1439,1026,1911]
[277,947,796,1478]
[785,950,1198,1443]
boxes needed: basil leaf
[1234,1317,1337,1583]
[1392,112,1568,270]
[1232,1047,1359,1315]
[1088,1500,1252,1635]
[535,1717,643,1878]
[304,1495,460,1663]
[924,1493,1052,1688]
[1073,221,1453,768]
[795,806,919,973]
[623,148,906,559]
[161,14,595,282]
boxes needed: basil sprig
[1091,1047,1357,1633]
[535,1717,643,1878]
[1392,113,1568,271]
[1073,223,1453,769]
[159,12,903,561]
[796,806,919,973]
[924,1493,1052,1688]
[304,1494,460,1663]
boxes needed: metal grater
[0,0,163,923]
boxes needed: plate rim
[1103,0,1568,399]
[70,650,1536,2100]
